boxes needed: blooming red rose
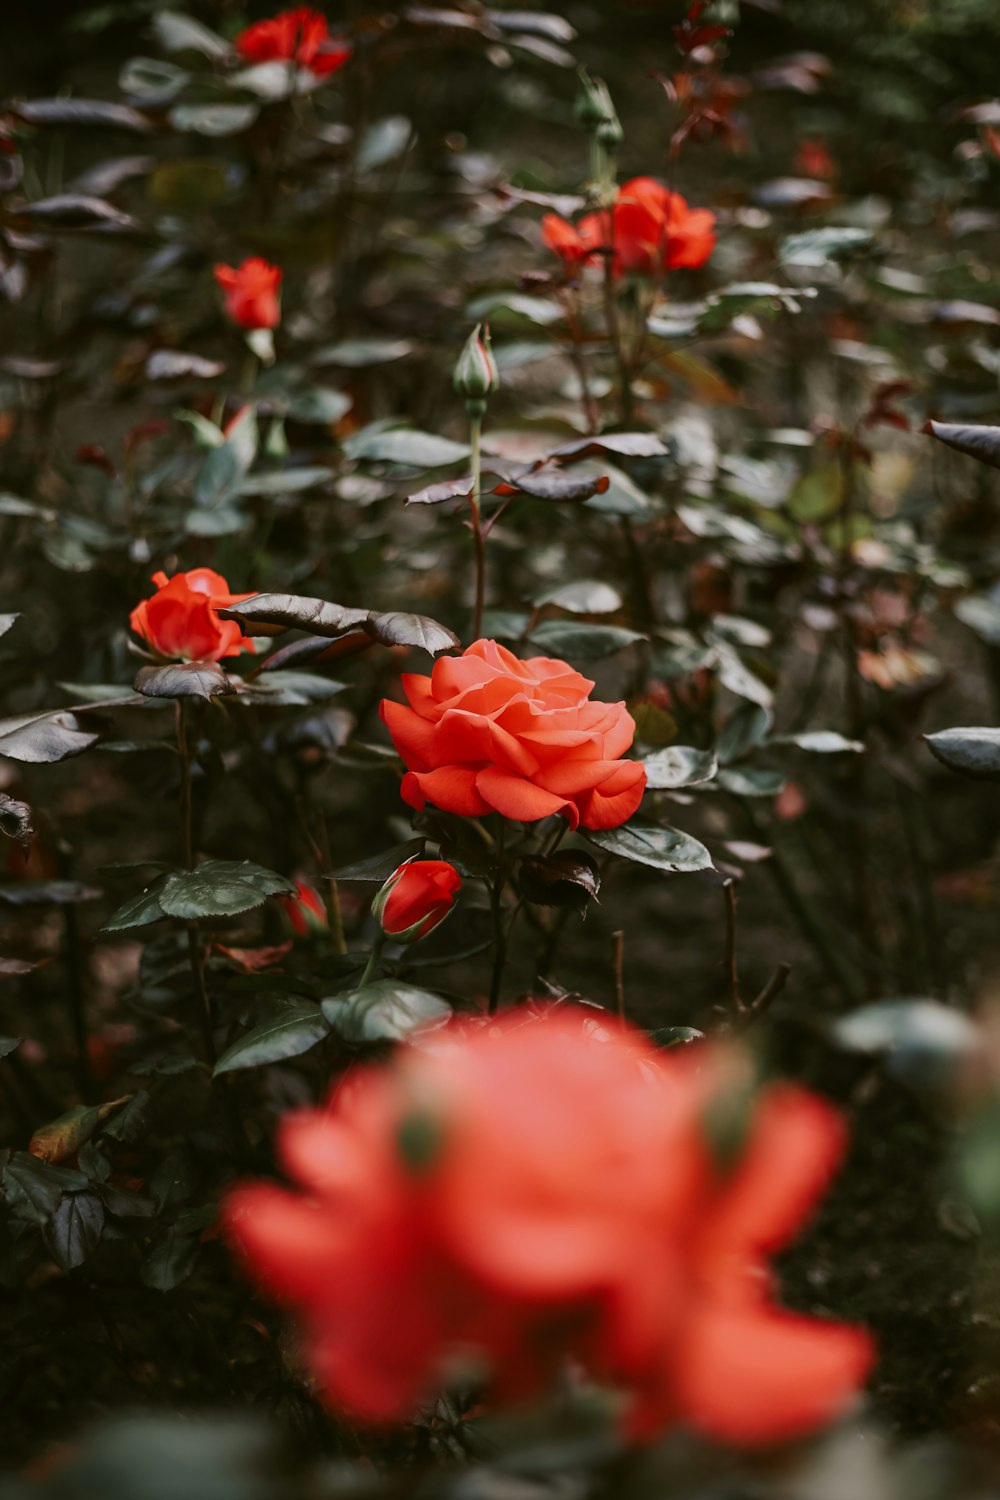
[234,6,352,77]
[372,860,461,942]
[379,640,646,831]
[545,179,716,279]
[214,257,283,330]
[279,879,329,939]
[225,1008,872,1441]
[129,568,256,662]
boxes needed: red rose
[372,860,461,942]
[379,640,646,831]
[224,1008,872,1441]
[541,213,591,268]
[129,568,256,662]
[545,179,715,279]
[278,879,329,939]
[214,257,283,330]
[234,7,351,77]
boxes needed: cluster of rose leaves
[124,6,869,1450]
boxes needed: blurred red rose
[278,879,329,939]
[234,6,351,77]
[541,213,591,268]
[225,1008,872,1442]
[794,137,837,181]
[544,180,715,279]
[214,257,283,330]
[129,568,256,662]
[373,860,461,941]
[379,639,646,830]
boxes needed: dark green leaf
[44,1192,105,1270]
[925,421,1000,471]
[322,980,452,1045]
[587,822,714,873]
[527,622,645,660]
[159,860,297,920]
[834,999,980,1087]
[11,98,153,132]
[218,593,369,639]
[0,708,99,763]
[534,580,622,615]
[364,611,460,656]
[334,839,425,881]
[3,1152,87,1223]
[102,876,170,932]
[641,746,718,790]
[141,1228,201,1291]
[344,427,471,467]
[717,766,786,797]
[517,851,600,909]
[134,660,237,701]
[925,727,1000,781]
[213,1003,329,1076]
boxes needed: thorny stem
[176,701,216,1065]
[468,407,487,640]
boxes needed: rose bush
[225,1007,872,1442]
[379,639,647,830]
[129,569,256,662]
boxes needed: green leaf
[587,821,713,874]
[322,980,452,1045]
[333,839,425,881]
[154,9,230,57]
[527,622,645,660]
[834,999,980,1088]
[141,1227,201,1291]
[29,1097,131,1164]
[314,338,414,368]
[159,861,297,920]
[955,594,1000,645]
[344,427,471,468]
[773,730,864,753]
[102,875,170,932]
[717,766,786,797]
[641,745,718,790]
[533,580,623,615]
[2,1152,87,1223]
[238,466,333,496]
[119,56,190,101]
[925,421,1000,472]
[357,114,412,171]
[237,672,347,706]
[169,103,258,137]
[44,1191,105,1270]
[213,1003,329,1076]
[517,851,600,910]
[0,708,99,764]
[780,226,874,268]
[925,727,1000,781]
[365,611,460,656]
[716,702,773,765]
[134,660,237,701]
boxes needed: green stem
[469,406,486,639]
[488,822,508,1016]
[602,230,634,427]
[316,811,348,958]
[359,932,385,989]
[176,701,215,1064]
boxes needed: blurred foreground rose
[226,1008,872,1444]
[278,880,329,940]
[234,6,352,78]
[129,569,256,662]
[380,639,646,830]
[372,860,461,942]
[214,257,283,330]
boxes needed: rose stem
[469,406,487,640]
[176,700,216,1066]
[487,820,508,1016]
[612,929,626,1019]
[722,877,744,1012]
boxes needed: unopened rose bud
[575,70,608,130]
[278,879,329,939]
[371,860,461,943]
[453,323,499,410]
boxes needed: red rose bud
[278,880,329,939]
[214,257,283,330]
[372,860,461,943]
[453,323,499,406]
[234,6,352,79]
